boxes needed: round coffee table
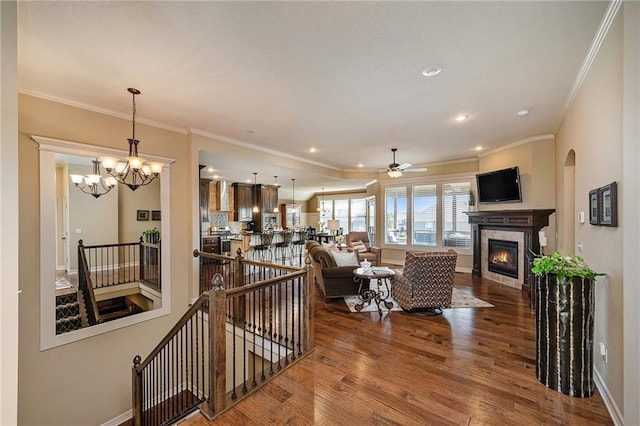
[352,267,395,315]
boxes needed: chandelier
[69,158,118,198]
[100,88,163,191]
[317,187,331,215]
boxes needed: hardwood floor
[181,272,613,425]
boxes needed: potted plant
[532,251,602,398]
[468,189,476,211]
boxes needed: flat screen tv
[476,166,522,203]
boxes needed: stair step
[56,302,80,320]
[56,315,82,334]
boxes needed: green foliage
[142,227,159,236]
[468,189,476,206]
[532,251,602,282]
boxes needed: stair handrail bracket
[132,250,314,425]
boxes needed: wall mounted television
[476,166,522,203]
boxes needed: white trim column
[0,1,19,424]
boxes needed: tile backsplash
[209,212,229,228]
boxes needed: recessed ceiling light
[245,178,251,183]
[207,167,214,172]
[309,147,317,153]
[358,163,364,168]
[516,109,530,117]
[422,64,443,77]
[454,114,470,123]
[474,146,483,152]
[213,174,219,179]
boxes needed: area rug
[344,287,493,313]
[55,277,73,290]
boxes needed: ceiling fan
[386,148,427,178]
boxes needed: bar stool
[291,229,308,266]
[250,231,274,264]
[274,229,294,265]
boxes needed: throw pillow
[322,242,337,250]
[350,240,367,253]
[330,250,360,267]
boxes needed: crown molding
[478,134,555,158]
[18,89,188,135]
[559,0,622,126]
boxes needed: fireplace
[488,239,518,278]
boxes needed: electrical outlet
[75,228,82,234]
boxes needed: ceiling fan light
[387,169,403,178]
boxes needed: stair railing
[77,240,101,325]
[132,250,314,425]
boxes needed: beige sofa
[306,240,362,301]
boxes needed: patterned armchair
[392,250,458,312]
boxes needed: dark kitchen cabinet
[199,179,211,222]
[261,185,278,213]
[233,183,254,221]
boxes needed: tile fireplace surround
[466,209,555,307]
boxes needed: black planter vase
[535,274,595,397]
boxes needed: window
[443,182,471,249]
[350,198,367,232]
[412,184,437,246]
[385,187,407,244]
[334,199,349,234]
[382,178,473,251]
[318,195,368,235]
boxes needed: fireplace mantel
[466,209,555,306]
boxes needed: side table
[352,267,395,316]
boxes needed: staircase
[55,293,83,334]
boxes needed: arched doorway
[563,150,576,254]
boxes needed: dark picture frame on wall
[137,210,149,221]
[598,182,618,227]
[151,210,161,221]
[589,189,599,225]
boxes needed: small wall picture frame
[589,189,599,225]
[151,210,161,221]
[137,210,149,221]
[598,182,618,227]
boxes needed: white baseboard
[456,267,472,273]
[101,409,131,426]
[594,367,624,425]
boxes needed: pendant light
[252,172,260,213]
[291,178,296,226]
[100,88,163,191]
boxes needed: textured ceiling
[17,1,609,198]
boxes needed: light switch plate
[577,211,585,223]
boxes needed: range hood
[215,180,231,211]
